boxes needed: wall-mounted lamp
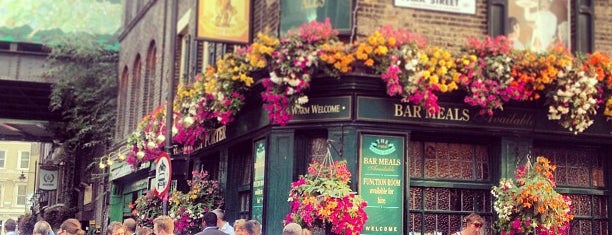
[99,145,130,169]
[18,171,26,180]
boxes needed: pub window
[16,184,27,205]
[295,130,328,178]
[534,145,608,235]
[409,140,493,235]
[229,144,253,219]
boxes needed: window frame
[0,149,5,168]
[18,150,30,170]
[15,184,28,206]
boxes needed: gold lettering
[462,109,470,121]
[364,157,378,164]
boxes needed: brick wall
[594,0,612,54]
[116,0,612,141]
[356,0,488,52]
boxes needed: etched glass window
[535,145,608,235]
[409,140,493,234]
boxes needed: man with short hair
[4,219,18,235]
[194,212,225,235]
[123,218,137,235]
[153,216,175,235]
[212,209,234,235]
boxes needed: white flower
[297,96,309,105]
[172,126,178,136]
[269,72,282,84]
[147,141,157,149]
[136,151,145,160]
[156,134,166,144]
[183,116,195,128]
[285,78,301,87]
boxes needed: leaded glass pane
[410,142,423,178]
[409,213,422,233]
[309,137,327,163]
[568,167,589,186]
[424,159,437,178]
[438,188,450,210]
[424,187,436,210]
[580,220,592,235]
[424,214,436,233]
[437,214,450,234]
[410,187,423,210]
[462,190,475,211]
[449,214,462,234]
[534,146,603,187]
[557,166,568,185]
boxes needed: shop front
[187,74,611,235]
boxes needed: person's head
[463,213,485,234]
[245,220,261,235]
[153,216,174,235]
[33,220,53,235]
[123,218,137,234]
[212,209,226,224]
[107,221,125,235]
[203,212,218,228]
[135,226,153,235]
[233,219,247,235]
[58,219,85,235]
[4,219,17,232]
[282,223,302,235]
[508,17,520,38]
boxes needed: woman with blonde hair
[454,213,485,235]
[57,219,85,235]
[233,219,247,235]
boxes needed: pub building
[107,0,611,235]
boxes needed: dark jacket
[194,227,227,235]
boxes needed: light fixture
[18,171,26,180]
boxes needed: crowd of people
[5,211,485,235]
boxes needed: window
[117,66,129,138]
[535,145,608,235]
[409,140,493,235]
[16,184,27,205]
[144,41,157,114]
[0,184,3,207]
[19,151,30,169]
[229,141,253,219]
[0,150,5,168]
[130,55,142,131]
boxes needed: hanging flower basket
[491,156,574,235]
[285,150,368,235]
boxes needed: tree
[46,34,118,157]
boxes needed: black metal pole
[163,0,178,216]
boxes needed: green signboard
[280,0,352,35]
[289,96,352,122]
[359,134,404,235]
[0,0,121,49]
[251,139,266,221]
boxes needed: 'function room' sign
[359,134,405,235]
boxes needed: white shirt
[219,221,235,235]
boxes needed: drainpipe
[163,0,178,216]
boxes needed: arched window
[144,41,157,115]
[130,54,142,131]
[117,66,129,138]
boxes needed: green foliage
[45,34,118,155]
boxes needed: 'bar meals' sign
[394,0,476,14]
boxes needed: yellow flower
[375,46,388,55]
[365,58,374,67]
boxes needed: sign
[109,162,131,181]
[154,152,172,198]
[395,0,476,14]
[508,0,570,52]
[251,139,266,222]
[280,0,352,35]
[289,96,352,122]
[197,0,251,43]
[357,96,537,130]
[359,134,404,235]
[38,168,58,190]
